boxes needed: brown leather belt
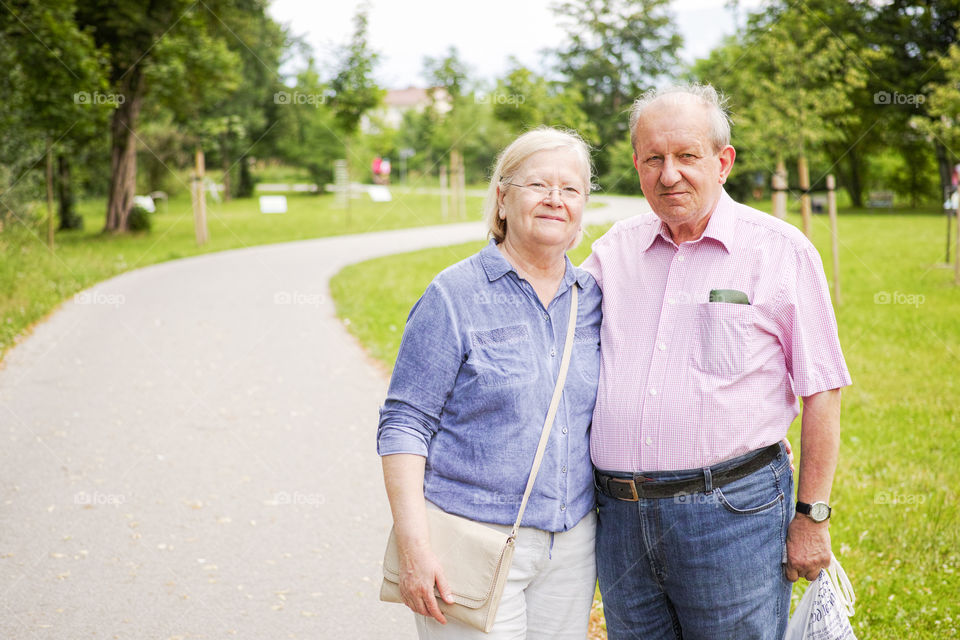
[595,444,782,501]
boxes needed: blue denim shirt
[377,239,602,532]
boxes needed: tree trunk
[104,70,144,233]
[798,154,812,238]
[845,148,864,208]
[237,157,254,198]
[772,157,788,220]
[221,134,232,202]
[57,154,82,230]
[46,139,55,249]
[935,141,952,208]
[192,147,209,246]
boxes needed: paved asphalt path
[0,195,646,639]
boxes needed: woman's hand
[382,453,456,624]
[397,538,456,624]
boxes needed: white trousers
[415,510,597,640]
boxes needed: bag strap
[509,283,579,540]
[827,552,856,616]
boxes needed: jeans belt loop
[703,466,713,493]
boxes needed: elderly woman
[377,127,601,639]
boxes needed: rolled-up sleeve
[777,243,852,397]
[377,282,464,457]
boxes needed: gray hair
[628,84,733,153]
[482,126,593,245]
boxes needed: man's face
[632,99,734,236]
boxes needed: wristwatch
[796,501,832,523]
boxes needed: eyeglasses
[503,182,586,202]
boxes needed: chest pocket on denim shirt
[574,325,600,384]
[689,302,757,377]
[469,324,536,387]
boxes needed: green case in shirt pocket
[708,289,750,305]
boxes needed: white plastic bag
[784,554,857,640]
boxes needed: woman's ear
[497,185,507,219]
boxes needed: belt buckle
[608,477,639,501]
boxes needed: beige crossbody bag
[380,284,580,632]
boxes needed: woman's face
[498,148,587,252]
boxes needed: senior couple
[377,84,851,640]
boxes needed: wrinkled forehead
[634,99,714,148]
[516,147,589,184]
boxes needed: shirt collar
[479,238,591,288]
[641,188,735,254]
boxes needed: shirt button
[677,255,685,262]
[658,343,666,351]
[649,388,657,396]
[550,348,556,357]
[667,298,676,305]
[561,465,567,473]
[560,504,566,511]
[646,437,653,446]
[543,313,549,321]
[561,427,568,434]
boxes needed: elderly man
[582,84,851,639]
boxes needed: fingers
[422,586,448,625]
[781,437,795,472]
[784,560,822,583]
[784,563,800,583]
[436,570,456,605]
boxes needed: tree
[491,61,596,140]
[868,0,960,204]
[0,0,108,237]
[74,0,263,233]
[551,0,682,176]
[272,61,341,189]
[327,1,382,209]
[691,0,875,210]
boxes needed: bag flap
[382,508,513,608]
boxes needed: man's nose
[660,157,681,186]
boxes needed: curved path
[0,195,647,639]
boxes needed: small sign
[133,195,156,213]
[260,195,288,214]
[368,185,392,202]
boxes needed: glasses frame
[502,181,586,203]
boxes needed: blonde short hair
[482,127,593,245]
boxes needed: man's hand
[785,515,831,581]
[397,539,456,624]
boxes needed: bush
[128,205,151,232]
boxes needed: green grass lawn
[330,206,960,638]
[0,190,483,362]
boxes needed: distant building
[362,86,452,132]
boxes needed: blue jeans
[596,444,794,640]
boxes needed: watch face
[810,502,831,521]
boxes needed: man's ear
[633,152,641,176]
[718,145,736,184]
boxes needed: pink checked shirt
[582,190,851,472]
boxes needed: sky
[267,0,768,89]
